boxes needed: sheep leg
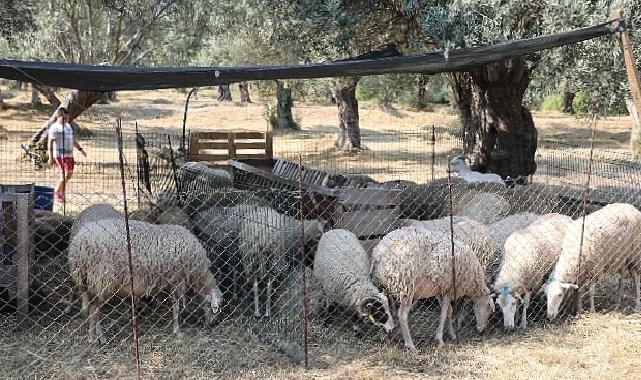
[575,289,583,316]
[172,292,183,337]
[253,276,260,317]
[455,298,469,329]
[632,267,641,311]
[398,299,417,353]
[589,283,596,313]
[88,297,105,344]
[614,274,624,305]
[80,285,89,316]
[435,295,451,347]
[520,291,531,329]
[446,300,457,341]
[265,276,273,317]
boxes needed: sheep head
[356,293,395,333]
[202,278,224,325]
[544,276,578,320]
[494,285,521,330]
[472,289,495,333]
[448,155,470,173]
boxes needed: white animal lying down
[371,226,494,352]
[545,203,641,319]
[447,155,505,186]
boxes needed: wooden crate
[0,189,33,328]
[228,159,402,247]
[189,131,273,162]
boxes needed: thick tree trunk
[562,91,576,113]
[627,99,641,158]
[30,85,41,108]
[449,59,537,182]
[218,85,232,101]
[33,85,61,108]
[30,90,103,145]
[273,81,298,129]
[333,78,363,152]
[239,83,251,103]
[416,74,429,110]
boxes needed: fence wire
[1,124,641,378]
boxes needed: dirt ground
[1,86,641,379]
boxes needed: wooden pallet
[188,131,273,162]
[1,184,34,328]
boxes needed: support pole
[611,9,641,156]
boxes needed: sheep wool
[69,203,123,239]
[453,191,511,224]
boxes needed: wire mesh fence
[2,122,641,378]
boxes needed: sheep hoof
[175,331,184,341]
[448,332,457,341]
[435,338,445,348]
[405,344,418,353]
[634,304,641,312]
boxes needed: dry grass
[1,86,640,379]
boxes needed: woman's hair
[56,107,69,118]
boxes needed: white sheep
[66,203,124,314]
[371,226,494,351]
[448,155,505,186]
[238,206,323,317]
[545,203,641,319]
[68,219,223,343]
[488,212,540,256]
[494,213,572,330]
[453,191,511,224]
[313,229,395,333]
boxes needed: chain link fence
[2,123,641,378]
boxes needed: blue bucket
[34,185,54,211]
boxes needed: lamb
[448,155,505,186]
[313,229,395,333]
[371,226,495,351]
[68,219,223,343]
[494,213,572,330]
[238,205,323,317]
[545,203,641,319]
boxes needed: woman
[47,106,86,203]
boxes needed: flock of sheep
[61,160,641,353]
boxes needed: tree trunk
[627,99,641,158]
[416,74,429,110]
[449,59,537,182]
[30,90,103,145]
[333,78,363,152]
[33,85,61,108]
[30,85,41,108]
[217,85,232,101]
[108,91,117,101]
[273,81,298,130]
[562,91,576,113]
[239,83,251,103]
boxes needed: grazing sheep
[238,206,323,317]
[313,229,395,334]
[448,155,505,186]
[494,213,572,329]
[371,226,494,351]
[453,191,511,224]
[68,219,223,343]
[545,203,641,319]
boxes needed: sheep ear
[561,283,579,290]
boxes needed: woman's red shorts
[55,157,75,173]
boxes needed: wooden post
[228,132,237,159]
[611,9,641,156]
[15,194,30,328]
[188,133,200,160]
[265,132,273,160]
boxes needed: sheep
[371,226,495,351]
[453,191,511,224]
[313,229,395,334]
[69,203,123,239]
[488,212,540,256]
[448,155,505,186]
[238,206,323,317]
[66,204,124,314]
[493,213,572,330]
[68,219,223,343]
[545,203,641,319]
[177,162,233,192]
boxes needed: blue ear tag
[547,276,555,284]
[500,285,509,296]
